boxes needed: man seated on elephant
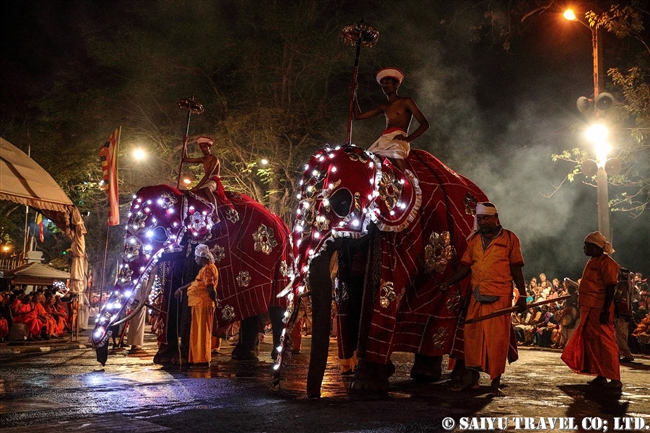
[353,67,429,172]
[440,202,527,397]
[182,135,224,217]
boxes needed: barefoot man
[353,68,429,171]
[439,202,527,396]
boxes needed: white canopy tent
[0,137,87,296]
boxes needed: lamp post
[565,9,611,241]
[585,124,611,241]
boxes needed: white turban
[584,231,615,254]
[194,244,215,263]
[376,67,405,84]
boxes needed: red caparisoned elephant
[91,184,293,364]
[274,144,488,398]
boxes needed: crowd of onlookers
[0,285,77,342]
[512,271,650,358]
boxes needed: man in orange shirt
[176,244,218,368]
[561,231,622,388]
[440,202,527,396]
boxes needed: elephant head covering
[376,67,404,84]
[194,244,215,263]
[196,136,215,147]
[471,201,499,234]
[584,231,615,254]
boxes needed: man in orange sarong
[176,244,218,368]
[441,202,527,396]
[561,231,622,388]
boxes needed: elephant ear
[370,160,421,233]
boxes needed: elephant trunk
[306,249,333,399]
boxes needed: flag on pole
[36,213,44,242]
[99,128,120,226]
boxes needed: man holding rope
[353,68,429,171]
[439,202,527,396]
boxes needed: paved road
[0,333,648,433]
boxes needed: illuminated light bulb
[318,156,325,162]
[127,212,132,218]
[329,153,334,158]
[189,206,195,211]
[137,198,142,203]
[306,186,313,192]
[173,222,178,227]
[273,364,280,371]
[100,317,106,323]
[331,166,337,173]
[352,219,360,227]
[304,164,309,170]
[282,328,287,336]
[389,210,395,216]
[126,254,132,259]
[314,232,320,239]
[302,265,309,272]
[132,225,138,231]
[168,245,174,251]
[133,194,137,199]
[276,345,283,352]
[125,291,133,298]
[400,179,405,185]
[157,199,163,206]
[134,204,140,209]
[308,249,314,256]
[335,146,341,150]
[299,180,304,185]
[296,209,302,216]
[144,244,153,251]
[147,200,152,205]
[339,221,345,226]
[296,239,302,247]
[202,211,207,215]
[94,328,105,338]
[369,162,374,168]
[322,199,329,206]
[145,207,151,213]
[296,193,302,200]
[399,202,406,209]
[168,208,174,214]
[146,230,153,238]
[367,194,373,200]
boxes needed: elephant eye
[151,227,168,243]
[329,188,353,218]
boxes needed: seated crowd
[512,272,650,359]
[0,286,77,342]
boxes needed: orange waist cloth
[561,305,620,380]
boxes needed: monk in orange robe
[561,231,622,388]
[34,293,57,338]
[12,295,44,339]
[440,202,527,396]
[176,244,218,368]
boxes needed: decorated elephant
[274,144,488,398]
[91,184,292,364]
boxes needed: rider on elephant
[353,67,430,172]
[182,135,234,217]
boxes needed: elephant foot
[231,344,259,361]
[349,359,395,393]
[153,345,179,365]
[409,354,442,382]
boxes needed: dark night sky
[1,0,648,280]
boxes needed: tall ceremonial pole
[340,21,379,145]
[176,97,204,188]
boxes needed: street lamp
[584,124,611,241]
[133,148,146,160]
[565,8,617,242]
[563,9,603,99]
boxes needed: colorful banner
[99,128,120,226]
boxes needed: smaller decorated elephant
[92,184,292,365]
[274,145,487,398]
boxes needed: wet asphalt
[0,332,648,433]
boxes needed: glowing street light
[584,123,612,241]
[563,9,603,98]
[260,158,269,166]
[133,148,146,160]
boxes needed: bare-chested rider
[353,68,429,171]
[183,136,221,215]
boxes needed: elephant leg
[268,306,284,361]
[409,354,442,382]
[232,315,259,360]
[349,359,395,393]
[306,250,333,399]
